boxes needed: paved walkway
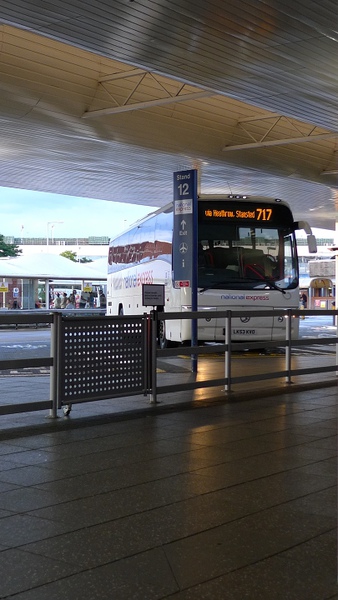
[0,373,336,598]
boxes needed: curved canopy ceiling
[0,0,337,229]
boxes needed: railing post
[191,311,198,374]
[224,310,232,392]
[335,310,338,376]
[149,310,158,404]
[56,312,64,412]
[285,309,292,384]
[144,312,150,395]
[48,312,59,418]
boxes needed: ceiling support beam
[99,68,147,83]
[320,151,338,175]
[238,113,281,123]
[82,91,214,118]
[222,133,338,151]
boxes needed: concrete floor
[0,380,336,599]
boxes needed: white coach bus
[107,195,316,347]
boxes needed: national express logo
[220,294,269,302]
[221,294,245,301]
[115,270,154,289]
[112,276,123,290]
[245,294,269,301]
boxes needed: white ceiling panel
[0,1,337,229]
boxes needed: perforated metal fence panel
[58,315,147,406]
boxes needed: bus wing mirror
[307,234,317,254]
[294,220,317,254]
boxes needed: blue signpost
[173,169,198,371]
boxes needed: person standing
[60,292,68,309]
[54,293,62,309]
[99,290,106,310]
[300,292,307,308]
[79,293,87,309]
[65,297,75,309]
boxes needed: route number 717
[256,208,272,221]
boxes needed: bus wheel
[118,305,124,316]
[159,320,169,349]
[158,321,177,349]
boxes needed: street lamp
[46,221,64,246]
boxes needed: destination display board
[199,200,293,226]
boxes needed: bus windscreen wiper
[245,277,286,294]
[199,277,286,294]
[199,279,243,293]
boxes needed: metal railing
[148,308,338,403]
[0,308,337,419]
[0,311,54,415]
[54,312,148,417]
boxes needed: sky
[0,187,155,239]
[0,186,336,242]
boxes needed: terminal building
[4,235,110,262]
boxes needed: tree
[0,234,22,257]
[60,250,78,262]
[60,251,92,263]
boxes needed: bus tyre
[118,305,124,316]
[159,320,169,350]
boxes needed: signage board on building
[308,260,335,277]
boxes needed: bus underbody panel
[166,310,298,343]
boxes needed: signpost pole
[1,279,9,308]
[173,169,198,372]
[191,173,198,373]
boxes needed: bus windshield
[198,201,298,291]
